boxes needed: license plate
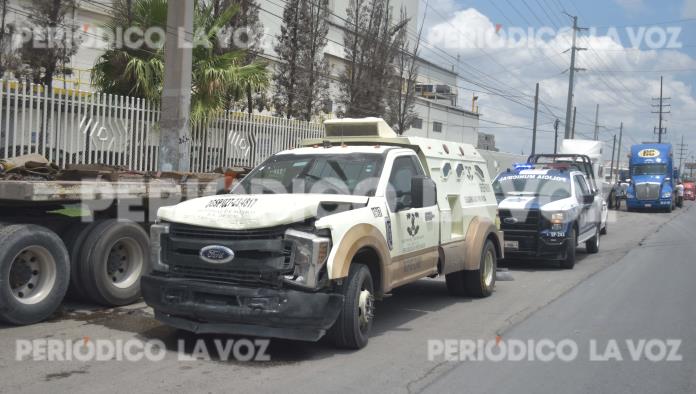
[645,204,652,208]
[504,240,519,250]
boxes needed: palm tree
[91,0,268,122]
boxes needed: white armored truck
[143,118,504,349]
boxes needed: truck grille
[499,209,540,231]
[635,183,660,200]
[169,223,288,240]
[164,223,295,286]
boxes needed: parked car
[492,164,602,269]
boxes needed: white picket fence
[0,80,325,173]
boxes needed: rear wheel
[560,228,577,269]
[61,221,103,300]
[464,240,497,298]
[77,220,149,306]
[585,225,600,254]
[0,224,70,325]
[329,264,374,350]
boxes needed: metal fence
[0,80,325,173]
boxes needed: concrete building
[477,132,498,151]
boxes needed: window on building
[412,117,423,129]
[433,121,443,133]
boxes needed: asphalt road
[0,204,692,394]
[425,202,696,394]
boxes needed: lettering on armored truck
[205,197,259,209]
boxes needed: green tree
[17,0,80,87]
[91,0,269,122]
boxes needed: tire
[60,221,103,300]
[463,240,497,298]
[329,264,374,350]
[77,220,150,306]
[0,224,70,325]
[560,228,577,269]
[585,225,600,254]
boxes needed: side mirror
[583,194,594,204]
[412,176,437,208]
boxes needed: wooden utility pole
[564,15,587,139]
[615,122,623,182]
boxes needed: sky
[415,0,696,164]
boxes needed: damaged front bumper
[141,274,344,342]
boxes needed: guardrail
[0,79,325,172]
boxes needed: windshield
[493,174,572,201]
[632,164,668,176]
[234,153,384,196]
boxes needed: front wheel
[329,264,375,350]
[560,228,577,269]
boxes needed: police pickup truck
[492,164,602,269]
[142,118,503,350]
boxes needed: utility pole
[158,1,194,172]
[554,119,560,154]
[615,122,623,182]
[564,15,587,139]
[571,106,577,139]
[532,82,539,155]
[593,104,600,141]
[677,135,688,174]
[609,135,616,182]
[652,76,671,144]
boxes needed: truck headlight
[550,212,565,231]
[150,223,170,272]
[662,191,672,198]
[284,229,330,288]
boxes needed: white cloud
[425,8,696,157]
[683,0,696,18]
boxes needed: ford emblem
[503,217,519,224]
[199,245,235,264]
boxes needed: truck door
[385,154,440,287]
[573,175,596,239]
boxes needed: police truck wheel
[329,264,374,350]
[585,225,600,254]
[77,220,149,306]
[0,225,70,325]
[463,240,497,298]
[560,228,577,269]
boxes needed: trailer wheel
[329,264,374,350]
[61,221,103,300]
[77,220,149,306]
[0,224,70,325]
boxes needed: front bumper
[626,198,672,209]
[502,231,569,261]
[141,274,343,342]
